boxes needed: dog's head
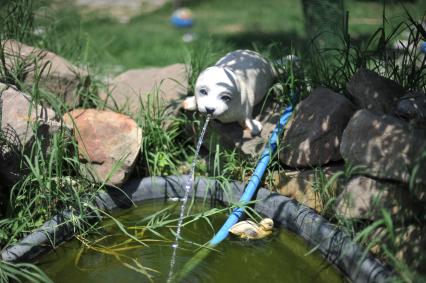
[194,66,241,117]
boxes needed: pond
[37,200,346,283]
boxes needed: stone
[370,225,426,274]
[100,64,188,120]
[272,167,342,212]
[63,109,142,186]
[340,109,426,184]
[346,68,405,114]
[279,87,356,167]
[0,84,59,185]
[335,176,415,220]
[1,84,57,143]
[395,91,426,125]
[1,39,88,107]
[395,226,426,274]
[75,0,168,23]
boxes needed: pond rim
[1,175,393,283]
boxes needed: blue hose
[210,103,294,245]
[173,96,296,281]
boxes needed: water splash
[167,114,211,282]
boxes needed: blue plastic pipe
[209,103,294,245]
[173,97,296,282]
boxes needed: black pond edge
[1,175,393,283]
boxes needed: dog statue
[183,50,276,135]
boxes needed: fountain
[167,114,211,282]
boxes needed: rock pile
[0,40,188,189]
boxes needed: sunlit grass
[2,0,423,72]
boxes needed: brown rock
[340,109,426,184]
[346,68,405,114]
[1,84,56,143]
[100,64,188,119]
[1,83,59,185]
[279,87,356,167]
[63,109,142,186]
[272,167,341,212]
[2,39,88,107]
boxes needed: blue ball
[170,8,193,28]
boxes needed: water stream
[167,114,211,282]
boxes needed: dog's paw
[182,96,197,110]
[245,118,262,136]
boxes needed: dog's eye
[199,89,208,96]
[221,95,231,102]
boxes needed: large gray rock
[63,109,142,186]
[395,91,426,125]
[0,83,60,185]
[340,109,426,184]
[346,68,405,114]
[369,225,426,274]
[280,87,356,167]
[100,64,188,120]
[2,40,88,107]
[336,176,415,220]
[394,225,426,274]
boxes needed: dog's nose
[205,107,215,114]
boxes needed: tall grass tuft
[133,85,190,177]
[0,0,35,44]
[305,9,426,93]
[0,260,53,283]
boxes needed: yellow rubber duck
[229,218,274,240]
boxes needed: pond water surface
[38,200,346,283]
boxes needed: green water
[38,200,346,283]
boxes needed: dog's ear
[222,67,241,94]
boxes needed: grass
[305,7,426,93]
[0,260,53,283]
[311,162,426,283]
[0,0,425,282]
[2,0,424,72]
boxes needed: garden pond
[37,200,346,283]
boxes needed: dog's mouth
[205,112,218,118]
[199,108,221,118]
